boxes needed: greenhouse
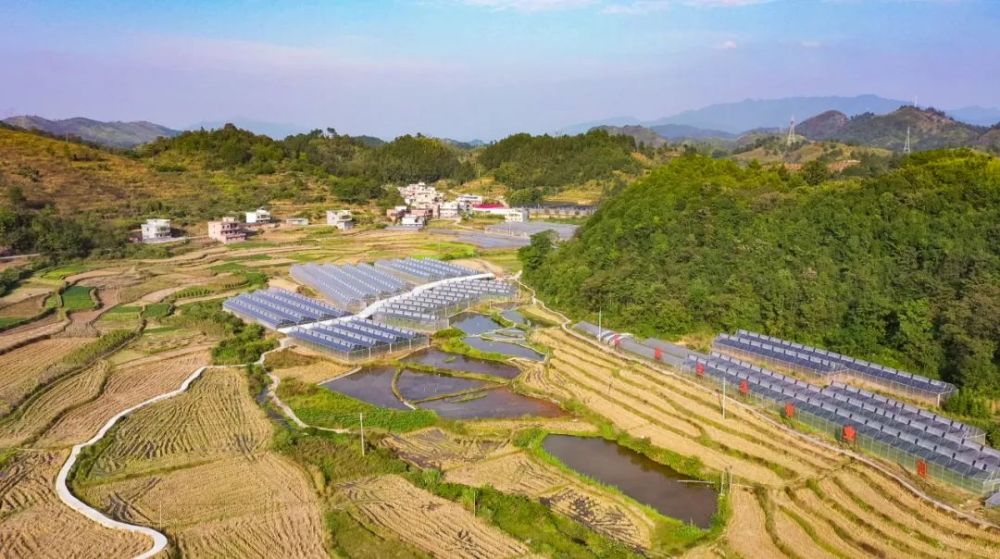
[290,262,408,311]
[374,278,518,330]
[286,318,428,362]
[373,257,479,284]
[222,288,349,329]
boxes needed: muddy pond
[419,386,564,419]
[396,370,487,402]
[542,435,718,529]
[402,348,520,379]
[452,313,504,335]
[320,366,409,410]
[463,336,545,361]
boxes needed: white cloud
[459,0,597,11]
[717,39,739,49]
[603,0,670,14]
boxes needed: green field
[61,285,97,311]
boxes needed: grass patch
[264,348,320,369]
[61,329,139,367]
[41,263,90,280]
[420,242,477,261]
[141,302,172,319]
[168,299,276,364]
[61,285,97,311]
[277,377,437,433]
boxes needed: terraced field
[530,326,1000,558]
[340,474,535,559]
[0,337,91,415]
[77,367,328,557]
[0,450,148,558]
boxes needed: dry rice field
[0,450,149,558]
[37,349,209,447]
[76,366,328,558]
[386,428,654,550]
[0,315,69,354]
[0,337,91,415]
[530,326,1000,558]
[340,474,537,559]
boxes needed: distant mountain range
[797,106,999,151]
[558,95,1000,140]
[2,115,180,148]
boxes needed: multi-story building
[208,216,247,244]
[455,194,484,208]
[140,218,172,243]
[245,207,272,225]
[399,182,442,206]
[326,209,354,230]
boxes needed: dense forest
[521,150,1000,403]
[478,130,643,205]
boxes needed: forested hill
[521,150,1000,395]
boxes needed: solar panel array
[717,330,957,400]
[573,320,998,494]
[685,352,998,492]
[222,288,349,329]
[375,278,517,328]
[287,318,427,361]
[374,257,478,283]
[290,263,408,310]
[574,321,689,367]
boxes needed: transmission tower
[786,117,796,147]
[903,127,911,155]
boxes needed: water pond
[453,313,503,336]
[463,336,545,361]
[402,348,521,379]
[320,366,409,410]
[542,435,718,529]
[396,370,488,402]
[419,387,563,419]
[500,309,529,326]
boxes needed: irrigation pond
[542,435,718,528]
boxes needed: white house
[326,209,354,230]
[285,217,309,226]
[439,201,461,218]
[140,218,172,242]
[245,208,272,225]
[455,194,484,208]
[400,215,426,227]
[207,216,246,244]
[505,208,529,222]
[399,182,441,206]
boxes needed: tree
[800,159,830,185]
[518,231,556,275]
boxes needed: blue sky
[2,0,998,139]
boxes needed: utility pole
[598,306,602,340]
[722,378,727,420]
[359,413,365,457]
[786,116,796,147]
[903,127,912,155]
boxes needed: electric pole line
[786,117,796,147]
[360,412,365,457]
[903,127,912,155]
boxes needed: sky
[1,0,998,140]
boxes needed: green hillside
[522,150,1000,397]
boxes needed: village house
[208,216,247,244]
[326,209,354,230]
[140,218,172,243]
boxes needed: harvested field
[0,360,110,448]
[0,293,48,318]
[38,349,209,447]
[387,428,654,550]
[270,359,354,385]
[0,450,148,558]
[383,427,510,470]
[0,316,69,353]
[76,365,328,557]
[0,337,91,415]
[88,368,273,478]
[340,474,534,559]
[82,454,327,558]
[725,488,785,559]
